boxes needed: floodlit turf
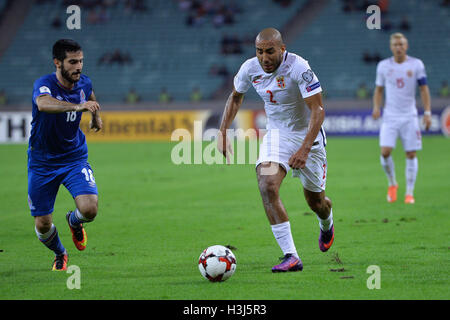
[0,136,448,299]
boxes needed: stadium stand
[0,0,10,13]
[0,0,304,103]
[289,0,450,98]
[0,0,448,104]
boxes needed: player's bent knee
[405,151,416,159]
[381,147,393,158]
[79,203,97,221]
[35,215,53,233]
[381,151,391,158]
[75,194,98,221]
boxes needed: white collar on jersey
[391,55,410,65]
[261,50,289,76]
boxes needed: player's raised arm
[372,86,384,120]
[36,94,78,113]
[36,94,100,114]
[288,92,325,169]
[218,88,244,164]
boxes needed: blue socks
[37,209,93,256]
[68,209,92,228]
[35,224,66,256]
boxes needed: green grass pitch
[0,136,448,299]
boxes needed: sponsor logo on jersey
[276,76,285,89]
[306,82,321,92]
[252,75,262,84]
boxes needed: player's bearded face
[60,51,83,84]
[256,40,285,73]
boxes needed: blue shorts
[28,160,98,217]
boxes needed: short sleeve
[32,77,53,104]
[233,61,252,94]
[416,59,427,86]
[84,75,93,100]
[375,62,385,87]
[290,57,322,98]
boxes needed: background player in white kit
[372,33,432,204]
[217,28,334,272]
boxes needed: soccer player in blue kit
[28,39,103,271]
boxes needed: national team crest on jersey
[80,89,86,103]
[407,70,413,77]
[276,76,285,89]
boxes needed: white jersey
[375,55,427,118]
[234,51,322,133]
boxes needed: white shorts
[379,116,422,151]
[255,129,328,193]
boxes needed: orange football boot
[52,254,68,271]
[404,195,415,204]
[387,185,398,203]
[66,211,87,251]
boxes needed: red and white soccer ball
[198,245,237,282]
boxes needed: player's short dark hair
[52,39,82,61]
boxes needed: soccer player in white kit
[372,33,432,204]
[217,28,334,272]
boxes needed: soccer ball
[198,245,237,282]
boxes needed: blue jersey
[29,73,92,165]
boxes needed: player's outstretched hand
[217,130,233,165]
[76,101,101,113]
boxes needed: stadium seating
[0,0,447,103]
[288,0,450,98]
[0,0,304,103]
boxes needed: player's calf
[304,190,332,219]
[35,217,67,260]
[303,190,335,252]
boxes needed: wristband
[424,111,431,116]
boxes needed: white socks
[380,155,397,186]
[35,224,56,241]
[381,155,418,196]
[317,209,333,232]
[271,221,299,259]
[405,157,418,196]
